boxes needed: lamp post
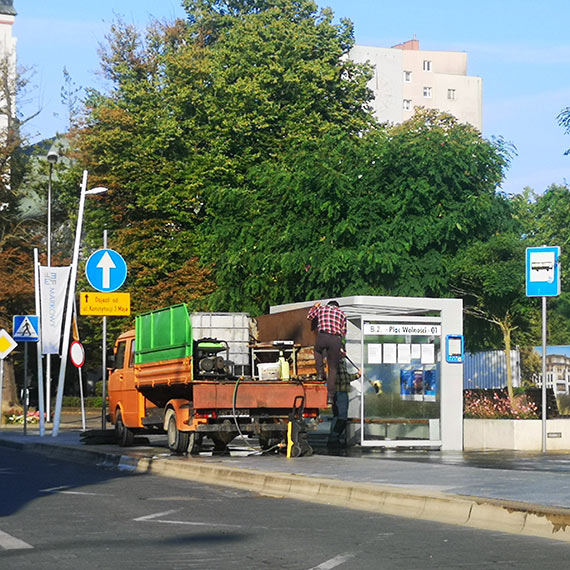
[52,170,108,436]
[45,149,58,421]
[46,148,58,266]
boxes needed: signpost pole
[23,343,28,436]
[525,246,561,455]
[0,358,4,425]
[542,296,547,453]
[0,329,18,424]
[102,230,107,430]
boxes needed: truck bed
[135,357,327,411]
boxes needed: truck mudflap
[191,379,327,410]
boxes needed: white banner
[39,266,70,355]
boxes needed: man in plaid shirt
[307,300,347,403]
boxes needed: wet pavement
[4,410,570,539]
[3,414,570,508]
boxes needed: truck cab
[108,330,147,445]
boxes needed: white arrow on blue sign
[85,249,127,293]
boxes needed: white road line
[308,552,356,570]
[0,529,33,550]
[59,491,107,496]
[134,509,181,521]
[133,509,242,528]
[40,486,110,497]
[40,486,70,492]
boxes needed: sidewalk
[3,421,570,542]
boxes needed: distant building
[0,1,16,136]
[349,37,482,131]
[537,353,570,396]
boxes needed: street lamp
[45,148,58,422]
[52,171,108,436]
[46,148,58,267]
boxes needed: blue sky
[14,0,570,195]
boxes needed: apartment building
[0,1,16,135]
[539,353,570,396]
[349,37,482,131]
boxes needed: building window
[423,60,432,72]
[403,99,412,110]
[403,70,412,83]
[423,86,432,98]
[447,88,456,100]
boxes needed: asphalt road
[2,447,570,569]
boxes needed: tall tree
[75,1,375,314]
[0,57,43,416]
[451,233,539,400]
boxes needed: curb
[130,455,570,542]
[4,437,570,542]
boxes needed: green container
[135,304,193,365]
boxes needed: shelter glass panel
[361,321,441,444]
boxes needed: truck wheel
[187,432,200,455]
[166,409,190,455]
[115,410,134,447]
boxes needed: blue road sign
[13,315,39,342]
[526,246,561,297]
[85,249,127,293]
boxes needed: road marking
[40,485,70,492]
[134,509,242,528]
[134,509,181,521]
[40,486,111,497]
[308,553,356,570]
[0,529,33,550]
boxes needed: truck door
[108,334,142,428]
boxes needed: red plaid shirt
[307,304,347,337]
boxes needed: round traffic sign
[70,341,86,368]
[85,248,127,292]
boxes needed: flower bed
[464,390,538,419]
[3,409,41,425]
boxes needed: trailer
[107,304,327,455]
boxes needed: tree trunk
[1,359,21,423]
[500,322,514,402]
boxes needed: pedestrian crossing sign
[13,315,39,342]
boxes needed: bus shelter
[270,295,463,451]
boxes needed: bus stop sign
[526,246,561,297]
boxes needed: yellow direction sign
[80,292,131,316]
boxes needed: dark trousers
[329,391,348,445]
[314,331,342,395]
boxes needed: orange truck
[108,304,326,455]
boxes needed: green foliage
[349,110,513,298]
[451,233,538,351]
[558,106,570,155]
[62,396,103,409]
[74,2,516,347]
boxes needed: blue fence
[464,350,520,390]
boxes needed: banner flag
[39,266,71,355]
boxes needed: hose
[231,377,281,455]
